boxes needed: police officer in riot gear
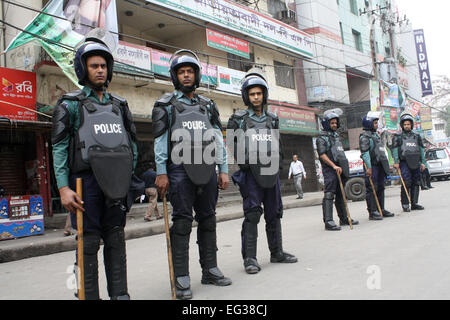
[316,109,359,231]
[360,112,395,220]
[152,50,231,300]
[51,38,138,300]
[227,72,297,275]
[392,113,426,212]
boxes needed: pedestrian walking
[152,50,231,300]
[51,38,138,300]
[316,109,359,231]
[288,155,306,199]
[228,71,297,275]
[142,163,162,221]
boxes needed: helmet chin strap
[87,79,107,91]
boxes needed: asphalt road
[1,180,449,300]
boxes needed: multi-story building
[296,0,422,149]
[1,0,327,218]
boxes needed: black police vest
[399,132,421,170]
[70,94,133,200]
[243,114,279,188]
[170,97,216,186]
[361,131,390,175]
[319,132,349,178]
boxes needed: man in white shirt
[288,155,306,199]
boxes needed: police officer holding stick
[315,109,359,231]
[152,50,231,300]
[52,38,138,300]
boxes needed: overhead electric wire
[0,0,377,81]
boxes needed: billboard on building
[206,29,250,59]
[268,104,318,133]
[217,66,246,94]
[6,0,119,87]
[0,67,37,121]
[414,29,433,97]
[145,0,313,58]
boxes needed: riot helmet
[399,112,414,131]
[74,37,114,86]
[169,49,202,91]
[321,108,343,131]
[241,74,269,107]
[362,111,381,131]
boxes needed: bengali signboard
[114,41,152,71]
[145,0,313,58]
[268,104,318,133]
[217,66,246,94]
[206,28,249,59]
[0,67,37,121]
[414,29,433,97]
[151,49,218,85]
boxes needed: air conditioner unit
[277,9,296,22]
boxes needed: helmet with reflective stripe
[74,37,114,86]
[169,50,202,89]
[241,74,269,106]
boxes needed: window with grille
[350,0,358,15]
[227,53,254,72]
[434,123,445,131]
[352,29,363,52]
[274,60,295,89]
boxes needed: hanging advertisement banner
[381,80,400,108]
[420,106,432,131]
[0,67,37,121]
[414,29,433,97]
[217,66,246,94]
[370,79,380,112]
[6,0,119,87]
[405,98,422,117]
[381,106,400,132]
[145,0,313,58]
[206,29,249,59]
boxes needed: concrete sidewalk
[0,187,400,263]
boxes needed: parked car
[344,150,366,201]
[425,147,450,181]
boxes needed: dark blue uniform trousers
[399,160,421,205]
[167,164,218,222]
[322,165,347,220]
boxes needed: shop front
[0,67,51,240]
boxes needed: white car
[426,147,450,181]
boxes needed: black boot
[103,226,130,300]
[378,190,394,217]
[171,218,193,300]
[266,219,298,263]
[79,233,101,300]
[197,216,232,286]
[401,183,411,212]
[411,185,424,210]
[335,192,359,225]
[241,209,261,274]
[323,192,341,230]
[366,193,383,220]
